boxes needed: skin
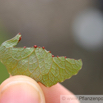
[0,75,79,103]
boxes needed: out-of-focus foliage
[0,23,9,84]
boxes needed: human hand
[0,75,79,103]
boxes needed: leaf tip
[18,36,22,42]
[18,33,21,35]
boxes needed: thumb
[0,75,45,103]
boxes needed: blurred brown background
[0,0,103,94]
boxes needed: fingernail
[0,76,45,103]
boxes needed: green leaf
[0,34,82,87]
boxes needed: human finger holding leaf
[0,34,82,102]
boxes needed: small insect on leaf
[42,46,45,49]
[0,34,83,87]
[34,45,37,48]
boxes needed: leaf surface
[0,34,82,87]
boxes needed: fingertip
[39,83,80,103]
[0,75,45,103]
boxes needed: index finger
[39,83,80,103]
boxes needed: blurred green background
[0,0,103,94]
[0,24,9,83]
